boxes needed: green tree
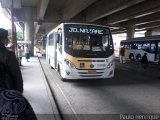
[7,30,23,42]
[17,31,23,41]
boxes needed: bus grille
[77,70,104,78]
[78,72,104,74]
[80,75,102,77]
[78,60,105,62]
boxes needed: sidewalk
[20,56,60,120]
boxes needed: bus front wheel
[58,65,66,81]
[49,59,53,69]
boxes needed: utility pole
[1,0,21,54]
[11,0,15,53]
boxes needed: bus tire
[58,65,67,81]
[136,54,141,61]
[129,54,134,61]
[49,59,54,69]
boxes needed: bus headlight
[107,61,114,68]
[64,59,76,69]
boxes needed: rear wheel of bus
[136,54,141,61]
[129,54,134,61]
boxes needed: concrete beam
[106,0,160,25]
[70,12,86,23]
[21,0,40,7]
[63,0,97,21]
[145,29,160,36]
[136,21,160,30]
[43,0,63,23]
[37,0,49,20]
[114,12,160,28]
[111,28,126,34]
[35,0,49,34]
[85,0,145,22]
[43,9,63,23]
[14,7,37,21]
[112,30,127,34]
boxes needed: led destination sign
[68,27,104,35]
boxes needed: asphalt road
[39,57,160,120]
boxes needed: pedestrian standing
[17,46,23,66]
[119,46,126,63]
[24,45,30,62]
[141,53,148,69]
[0,28,23,93]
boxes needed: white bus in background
[46,23,115,81]
[120,35,160,63]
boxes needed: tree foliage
[8,30,23,42]
[16,31,23,41]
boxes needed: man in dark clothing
[0,28,23,93]
[141,53,148,64]
[141,53,148,69]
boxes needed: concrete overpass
[1,0,160,40]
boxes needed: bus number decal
[69,27,104,35]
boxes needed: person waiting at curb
[119,46,126,64]
[0,28,23,93]
[141,53,148,69]
[24,45,30,62]
[17,46,23,66]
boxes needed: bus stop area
[115,57,160,73]
[115,57,160,81]
[21,55,160,120]
[21,56,60,120]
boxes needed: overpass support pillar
[24,21,34,56]
[126,26,135,39]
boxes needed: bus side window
[142,43,150,52]
[131,44,137,49]
[150,43,156,53]
[58,31,62,53]
[66,36,72,49]
[137,43,142,49]
[49,33,54,46]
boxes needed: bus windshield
[64,24,114,58]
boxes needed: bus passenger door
[56,30,63,70]
[53,32,57,68]
[149,43,156,62]
[158,42,160,63]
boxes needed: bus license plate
[88,70,96,74]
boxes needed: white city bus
[120,35,160,63]
[46,23,115,81]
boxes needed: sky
[0,7,12,29]
[0,4,22,31]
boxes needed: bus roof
[62,23,110,28]
[121,35,160,43]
